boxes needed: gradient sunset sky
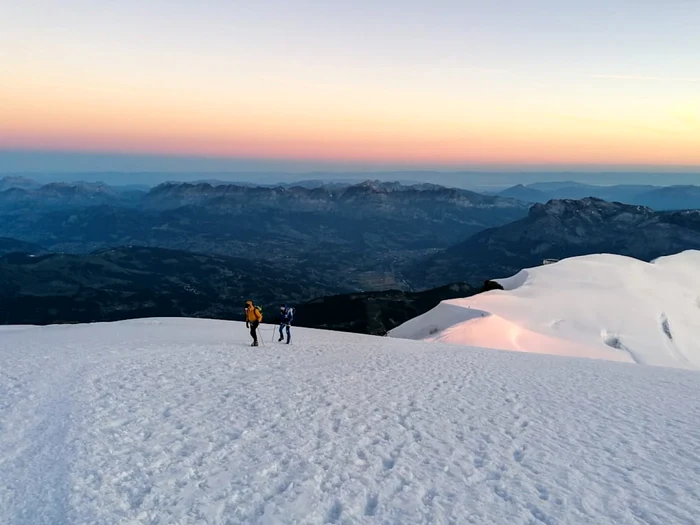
[1,0,699,173]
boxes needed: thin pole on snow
[258,327,265,346]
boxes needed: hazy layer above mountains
[3,174,700,209]
[2,168,699,192]
[498,181,700,210]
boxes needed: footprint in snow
[327,501,343,523]
[382,456,396,470]
[364,494,379,516]
[513,446,527,463]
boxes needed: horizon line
[2,147,700,173]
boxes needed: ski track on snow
[1,318,700,524]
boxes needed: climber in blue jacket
[278,304,294,344]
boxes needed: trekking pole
[271,326,276,343]
[258,326,265,346]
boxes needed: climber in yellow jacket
[244,300,263,346]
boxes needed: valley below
[2,177,700,334]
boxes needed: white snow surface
[390,251,700,369]
[1,318,700,524]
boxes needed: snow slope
[390,251,700,369]
[1,318,700,524]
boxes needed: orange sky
[2,1,699,169]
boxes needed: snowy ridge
[1,318,700,524]
[390,251,700,369]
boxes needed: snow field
[390,251,700,369]
[1,318,699,524]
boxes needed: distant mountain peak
[529,197,654,219]
[414,195,700,290]
[0,175,41,192]
[40,181,117,194]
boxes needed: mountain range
[2,176,700,331]
[0,178,529,292]
[414,197,700,287]
[498,181,700,210]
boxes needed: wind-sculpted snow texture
[1,318,700,524]
[391,251,700,370]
